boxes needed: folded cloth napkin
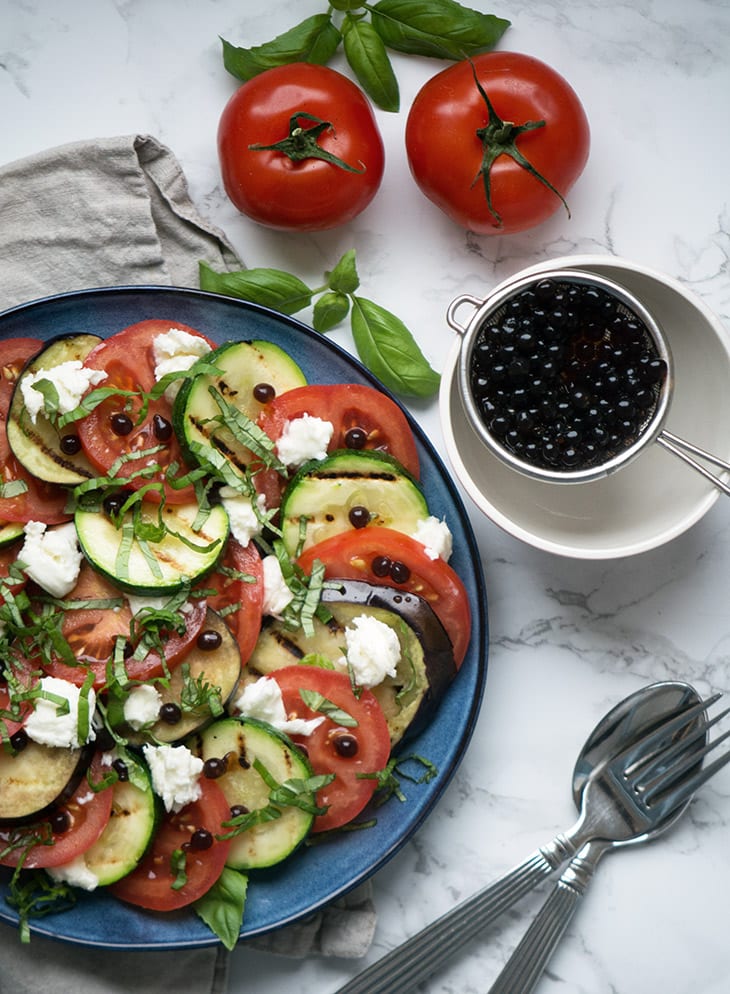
[0,134,376,992]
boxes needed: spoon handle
[487,841,605,994]
[336,841,573,994]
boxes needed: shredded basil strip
[299,689,358,727]
[0,479,28,499]
[208,387,286,472]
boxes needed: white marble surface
[3,0,730,992]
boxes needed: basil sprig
[221,0,510,112]
[199,250,440,399]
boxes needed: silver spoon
[336,680,704,994]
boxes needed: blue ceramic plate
[0,286,488,949]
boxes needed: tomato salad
[0,319,471,945]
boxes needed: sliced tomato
[270,666,391,833]
[297,526,471,668]
[257,383,420,478]
[42,562,207,690]
[0,752,113,869]
[110,777,231,911]
[0,338,72,524]
[76,320,216,504]
[198,537,263,667]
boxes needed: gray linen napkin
[0,134,376,990]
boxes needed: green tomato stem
[470,61,570,227]
[248,110,365,173]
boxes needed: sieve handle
[657,430,730,497]
[446,294,483,336]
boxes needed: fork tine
[616,693,722,774]
[644,734,730,814]
[632,706,730,792]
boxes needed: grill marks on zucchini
[174,340,306,484]
[280,450,428,556]
[7,333,101,485]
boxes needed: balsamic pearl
[253,382,276,403]
[112,758,129,782]
[332,732,359,758]
[60,433,82,455]
[152,413,173,441]
[203,756,228,779]
[371,555,391,578]
[348,505,370,529]
[345,427,368,450]
[50,809,71,835]
[159,702,182,725]
[188,828,214,851]
[110,412,133,436]
[197,629,222,651]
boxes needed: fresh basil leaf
[326,248,360,294]
[300,689,358,727]
[350,296,440,398]
[221,14,341,81]
[199,261,313,316]
[194,867,249,951]
[0,480,28,499]
[371,0,510,59]
[343,16,400,111]
[313,291,350,333]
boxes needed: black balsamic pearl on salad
[59,432,82,455]
[253,382,276,404]
[203,756,228,779]
[152,413,173,441]
[9,729,28,753]
[468,277,668,473]
[371,555,391,578]
[188,828,214,851]
[230,804,250,818]
[103,491,129,517]
[110,412,134,436]
[345,426,368,450]
[332,731,359,758]
[50,809,71,835]
[197,629,223,651]
[348,505,370,529]
[389,560,411,584]
[158,702,182,725]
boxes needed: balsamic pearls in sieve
[468,278,668,472]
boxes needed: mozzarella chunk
[261,555,293,616]
[142,743,204,813]
[276,414,333,468]
[25,676,97,749]
[20,521,83,598]
[20,360,107,424]
[152,328,212,401]
[47,856,99,892]
[233,676,324,736]
[340,615,401,688]
[123,684,162,731]
[219,486,266,546]
[411,515,454,562]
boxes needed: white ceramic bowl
[439,255,730,559]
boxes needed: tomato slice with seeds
[41,562,208,690]
[76,320,215,504]
[270,666,391,833]
[254,383,421,505]
[0,752,113,869]
[0,338,72,524]
[198,537,264,667]
[110,777,232,911]
[297,526,471,668]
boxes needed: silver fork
[336,694,730,994]
[487,694,730,994]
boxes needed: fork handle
[487,841,605,994]
[336,840,573,994]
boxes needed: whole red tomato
[405,52,590,235]
[218,63,385,232]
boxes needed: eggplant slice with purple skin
[0,739,93,825]
[245,578,457,746]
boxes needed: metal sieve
[447,268,730,493]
